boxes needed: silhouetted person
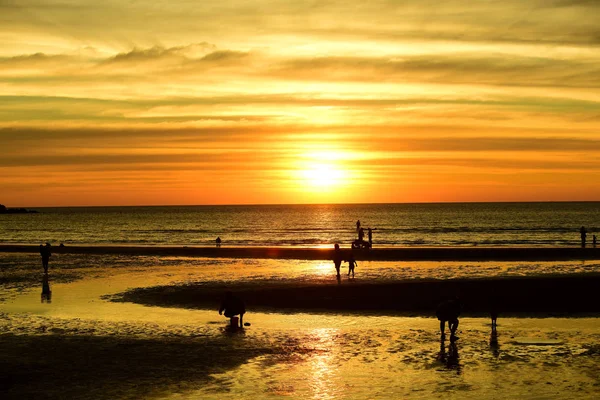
[358,227,365,241]
[40,243,51,273]
[436,298,461,341]
[219,291,246,328]
[356,220,361,233]
[333,243,343,278]
[216,236,222,247]
[41,274,52,303]
[367,228,373,247]
[347,254,357,278]
[489,297,498,332]
[580,226,587,248]
[593,235,597,248]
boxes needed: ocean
[1,202,599,247]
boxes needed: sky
[1,0,599,206]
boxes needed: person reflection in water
[436,298,461,342]
[219,291,246,329]
[41,274,52,303]
[490,329,500,358]
[438,336,461,373]
[333,243,343,279]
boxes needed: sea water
[1,202,599,247]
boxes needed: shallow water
[1,262,599,399]
[3,252,600,285]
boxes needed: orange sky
[1,1,599,206]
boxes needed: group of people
[333,243,357,279]
[579,226,597,248]
[353,220,374,249]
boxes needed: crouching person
[436,297,461,342]
[219,291,246,329]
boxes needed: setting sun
[301,164,346,188]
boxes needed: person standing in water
[333,243,343,278]
[368,228,373,248]
[593,235,597,248]
[356,220,361,234]
[580,226,587,248]
[40,243,51,274]
[216,236,222,247]
[347,253,357,278]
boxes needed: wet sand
[2,255,600,399]
[0,330,280,400]
[2,244,600,261]
[111,274,600,316]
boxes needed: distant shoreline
[1,244,599,261]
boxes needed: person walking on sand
[333,243,343,278]
[40,243,51,273]
[219,291,246,329]
[347,253,357,278]
[580,226,587,248]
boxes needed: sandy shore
[2,261,600,399]
[0,322,285,400]
[110,274,600,316]
[2,244,600,261]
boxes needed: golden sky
[1,1,599,206]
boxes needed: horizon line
[7,200,600,209]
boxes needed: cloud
[274,54,600,88]
[2,1,600,204]
[103,42,219,64]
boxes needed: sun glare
[301,163,345,188]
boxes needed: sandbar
[1,244,600,261]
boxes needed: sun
[301,163,345,188]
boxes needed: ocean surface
[1,202,599,247]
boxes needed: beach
[1,248,600,399]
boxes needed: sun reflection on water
[314,262,334,276]
[307,328,342,400]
